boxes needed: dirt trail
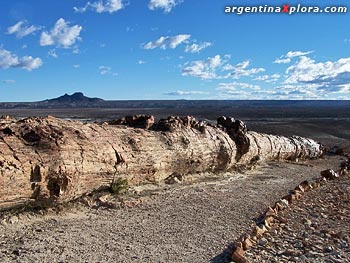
[0,155,343,263]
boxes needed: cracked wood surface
[0,116,323,211]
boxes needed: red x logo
[282,4,290,12]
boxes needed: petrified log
[0,116,323,211]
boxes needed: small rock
[320,169,339,180]
[258,238,268,246]
[12,249,21,256]
[231,246,249,263]
[323,246,333,253]
[293,241,303,249]
[242,237,255,250]
[303,218,312,226]
[9,216,19,224]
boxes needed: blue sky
[0,0,349,101]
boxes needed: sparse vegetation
[110,177,128,196]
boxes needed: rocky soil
[245,159,350,263]
[0,155,344,263]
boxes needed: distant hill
[40,92,104,107]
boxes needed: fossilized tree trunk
[0,116,323,211]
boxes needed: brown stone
[242,237,255,251]
[231,246,249,263]
[274,202,284,212]
[264,216,275,226]
[311,182,321,189]
[264,206,277,217]
[252,226,266,238]
[282,194,293,204]
[295,180,311,192]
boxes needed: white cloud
[164,90,208,96]
[72,48,80,54]
[148,0,183,13]
[185,42,212,53]
[274,58,291,64]
[40,18,82,48]
[223,60,265,79]
[254,74,280,83]
[138,60,146,65]
[74,0,124,14]
[0,47,42,71]
[143,34,190,49]
[272,86,322,99]
[7,21,41,38]
[182,55,225,79]
[73,64,80,68]
[2,79,16,84]
[182,56,263,80]
[99,65,118,76]
[216,86,322,100]
[48,49,58,58]
[211,52,350,99]
[285,51,314,58]
[99,66,111,75]
[19,56,43,71]
[274,50,313,64]
[218,82,261,92]
[216,88,251,98]
[284,56,350,93]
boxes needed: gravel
[246,159,350,263]
[0,155,344,263]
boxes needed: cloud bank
[74,0,125,14]
[0,48,42,71]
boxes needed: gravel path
[0,156,343,263]
[246,160,350,263]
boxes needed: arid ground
[0,107,349,263]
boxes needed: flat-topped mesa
[0,116,323,211]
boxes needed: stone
[282,249,302,257]
[279,199,289,208]
[164,173,183,184]
[303,218,312,226]
[0,115,11,120]
[217,116,227,127]
[323,246,333,253]
[295,180,311,192]
[231,246,249,263]
[8,215,19,224]
[252,226,266,238]
[311,182,321,189]
[264,206,277,217]
[124,115,155,129]
[264,216,275,226]
[320,169,339,180]
[242,237,255,250]
[258,238,268,246]
[339,168,348,176]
